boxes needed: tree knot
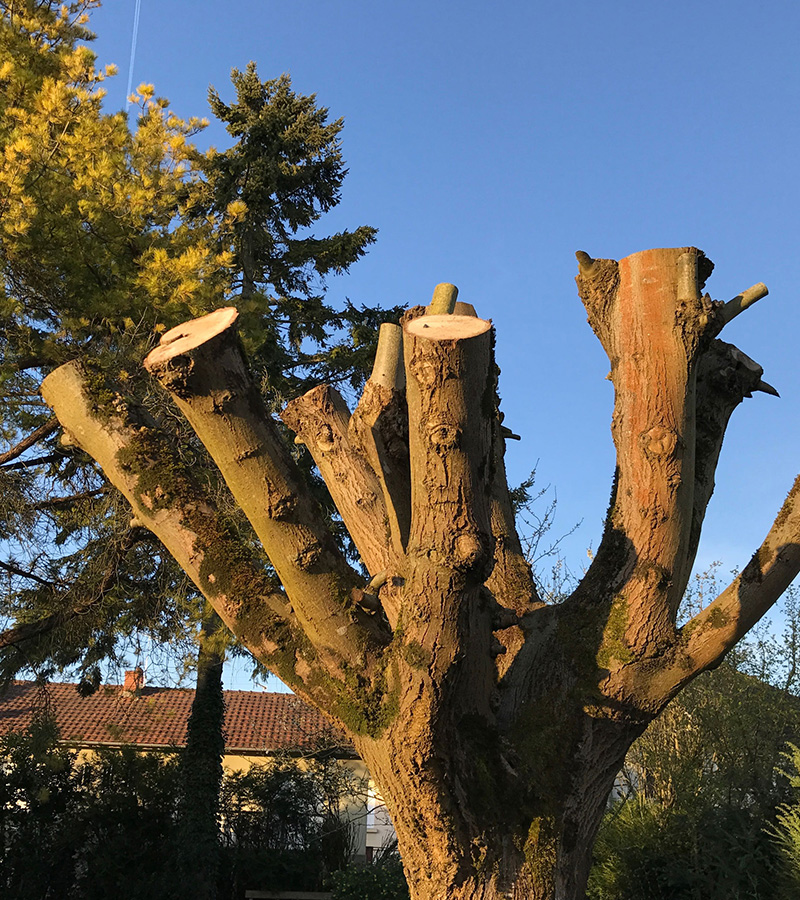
[642,426,679,458]
[429,419,461,453]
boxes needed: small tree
[589,660,800,898]
[40,247,800,899]
[773,744,800,898]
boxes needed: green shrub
[331,855,409,900]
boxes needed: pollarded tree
[40,249,800,900]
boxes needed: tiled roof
[0,681,352,755]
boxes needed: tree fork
[37,249,800,900]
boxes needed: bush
[0,715,181,900]
[331,855,409,900]
[0,717,369,900]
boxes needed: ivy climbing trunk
[41,248,800,899]
[176,608,226,900]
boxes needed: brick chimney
[123,666,144,692]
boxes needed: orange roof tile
[0,681,352,755]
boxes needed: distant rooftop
[0,680,352,755]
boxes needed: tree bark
[41,251,800,899]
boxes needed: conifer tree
[0,10,385,893]
[0,1,386,685]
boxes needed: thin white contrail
[125,0,142,107]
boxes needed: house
[0,672,395,861]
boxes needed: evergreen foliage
[0,0,393,685]
[0,711,369,899]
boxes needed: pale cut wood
[427,282,459,315]
[718,281,768,327]
[370,322,405,390]
[405,313,491,341]
[144,307,239,368]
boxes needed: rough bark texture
[41,251,800,899]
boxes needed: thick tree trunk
[356,709,638,900]
[40,253,800,900]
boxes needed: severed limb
[349,323,412,563]
[485,419,539,616]
[423,289,536,617]
[559,248,789,721]
[570,248,716,646]
[281,384,391,578]
[39,359,377,702]
[650,475,800,705]
[143,308,390,668]
[404,300,494,567]
[715,282,769,330]
[401,300,497,680]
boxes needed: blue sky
[86,1,800,684]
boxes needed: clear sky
[85,0,800,685]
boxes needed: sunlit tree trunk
[42,249,800,899]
